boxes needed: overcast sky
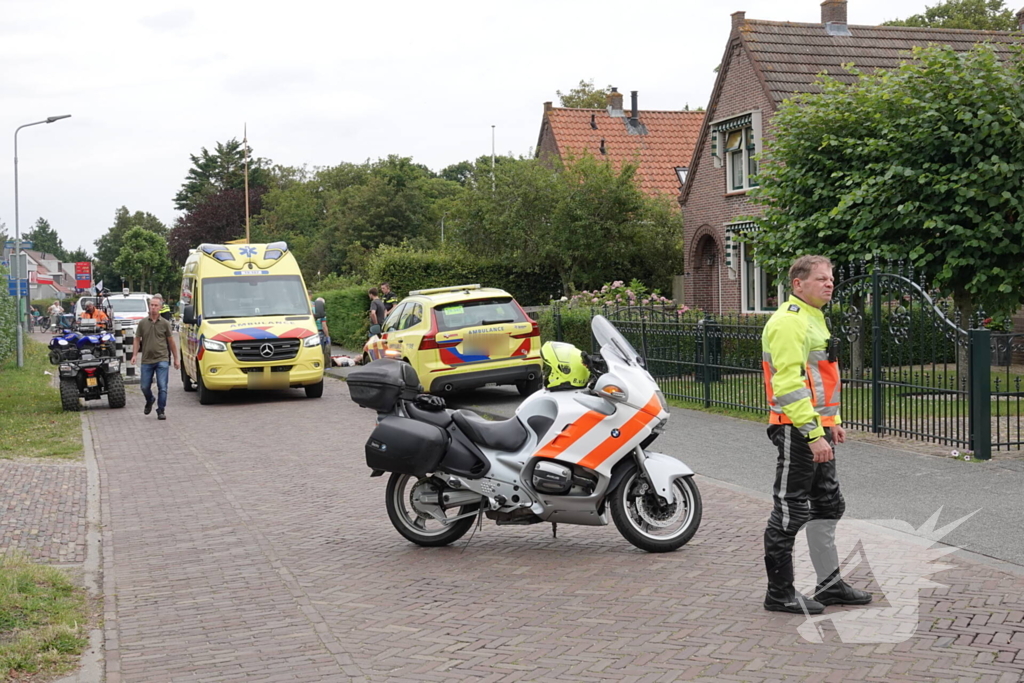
[1,0,934,254]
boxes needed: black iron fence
[548,269,1023,459]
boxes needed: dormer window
[710,111,762,193]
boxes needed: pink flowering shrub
[559,279,674,308]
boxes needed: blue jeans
[140,361,170,411]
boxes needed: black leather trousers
[763,424,846,585]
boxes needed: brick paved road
[0,459,86,563]
[90,377,1024,682]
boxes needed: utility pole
[13,114,71,368]
[491,125,496,193]
[243,124,250,243]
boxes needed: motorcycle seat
[452,410,528,452]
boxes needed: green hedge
[0,265,16,365]
[313,284,374,351]
[367,245,562,306]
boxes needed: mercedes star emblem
[259,343,275,358]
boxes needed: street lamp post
[13,115,71,368]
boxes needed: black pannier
[348,359,421,412]
[365,416,448,475]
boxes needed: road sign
[8,253,28,280]
[7,279,28,297]
[4,240,33,250]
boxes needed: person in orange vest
[760,255,872,615]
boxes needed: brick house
[537,89,704,202]
[680,0,1024,315]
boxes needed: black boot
[814,570,872,606]
[764,556,824,614]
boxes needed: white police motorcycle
[348,315,701,553]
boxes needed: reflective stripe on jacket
[761,295,841,441]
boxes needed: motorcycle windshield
[591,315,644,367]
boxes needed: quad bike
[48,321,126,411]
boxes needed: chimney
[544,101,553,114]
[590,113,597,129]
[600,139,606,155]
[630,91,639,122]
[731,11,746,32]
[821,0,847,25]
[607,87,624,117]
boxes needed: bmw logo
[611,429,621,438]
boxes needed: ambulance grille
[231,339,300,362]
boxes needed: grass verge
[0,553,89,678]
[0,341,83,459]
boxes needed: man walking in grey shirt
[133,295,180,420]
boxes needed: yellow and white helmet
[540,341,590,391]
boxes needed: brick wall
[681,34,777,314]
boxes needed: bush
[536,306,595,351]
[0,265,15,365]
[565,279,673,307]
[313,284,374,351]
[367,245,561,306]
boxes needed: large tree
[450,154,681,295]
[883,0,1016,30]
[113,227,175,294]
[167,187,266,264]
[93,207,167,288]
[174,138,271,213]
[65,246,91,263]
[747,44,1024,324]
[556,79,613,109]
[24,218,67,260]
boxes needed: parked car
[363,284,542,395]
[75,292,151,332]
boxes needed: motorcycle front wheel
[385,473,479,547]
[610,472,702,553]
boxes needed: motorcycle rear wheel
[610,472,702,553]
[385,473,479,547]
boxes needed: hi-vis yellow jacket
[761,295,841,442]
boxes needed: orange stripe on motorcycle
[576,394,661,470]
[534,410,606,460]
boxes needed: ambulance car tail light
[419,311,458,350]
[511,320,540,339]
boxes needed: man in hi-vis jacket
[760,255,872,614]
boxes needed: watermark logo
[793,508,977,643]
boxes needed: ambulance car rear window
[434,298,526,332]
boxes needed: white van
[76,292,152,332]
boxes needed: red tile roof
[538,108,705,199]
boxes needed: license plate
[86,377,98,387]
[247,372,289,390]
[464,334,501,356]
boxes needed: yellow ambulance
[179,242,326,404]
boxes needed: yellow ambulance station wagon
[179,242,326,404]
[363,284,543,396]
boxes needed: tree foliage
[173,138,271,213]
[24,218,66,260]
[65,247,91,263]
[748,44,1024,322]
[556,79,613,108]
[883,0,1016,30]
[450,155,681,295]
[168,187,266,264]
[93,207,167,288]
[113,227,175,295]
[254,156,461,275]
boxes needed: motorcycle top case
[348,359,421,413]
[365,415,447,475]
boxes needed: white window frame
[710,110,762,193]
[740,243,782,313]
